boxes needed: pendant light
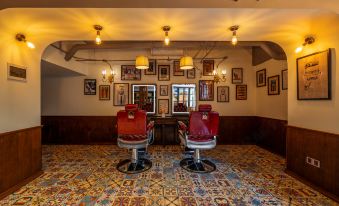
[15,34,35,49]
[135,55,149,69]
[229,25,239,46]
[94,25,103,45]
[295,36,315,53]
[162,26,171,46]
[180,56,194,70]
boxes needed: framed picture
[268,75,280,95]
[158,99,169,114]
[187,68,195,79]
[145,59,156,75]
[7,63,27,82]
[99,85,110,100]
[199,80,214,101]
[232,68,243,84]
[236,85,247,100]
[217,86,229,102]
[256,69,266,87]
[121,65,141,80]
[203,60,214,76]
[173,60,184,76]
[113,83,129,106]
[158,65,170,81]
[282,69,288,90]
[297,49,331,100]
[160,85,168,96]
[84,79,96,95]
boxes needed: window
[132,84,156,114]
[172,84,196,114]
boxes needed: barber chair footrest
[116,158,152,174]
[180,158,216,173]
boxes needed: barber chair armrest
[147,121,155,144]
[147,121,155,132]
[178,121,188,133]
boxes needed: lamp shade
[180,56,194,70]
[135,55,149,69]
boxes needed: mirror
[172,84,196,114]
[132,84,156,114]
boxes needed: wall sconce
[94,25,103,45]
[162,26,171,46]
[295,36,315,53]
[15,33,35,49]
[101,60,115,84]
[213,69,227,83]
[229,25,239,46]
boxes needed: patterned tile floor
[0,145,337,206]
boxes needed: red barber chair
[116,104,154,174]
[178,104,219,173]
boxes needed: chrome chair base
[180,158,216,173]
[116,158,152,174]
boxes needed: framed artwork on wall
[113,83,129,106]
[144,59,157,75]
[121,65,141,80]
[158,65,170,81]
[84,79,96,95]
[297,49,331,100]
[217,86,229,102]
[158,99,170,114]
[7,63,27,82]
[236,85,247,100]
[268,75,280,95]
[160,85,168,96]
[187,68,195,79]
[203,60,214,76]
[232,68,243,84]
[199,80,214,101]
[173,60,184,76]
[256,69,266,87]
[99,85,110,100]
[282,69,288,90]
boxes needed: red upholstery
[188,105,219,139]
[188,135,215,142]
[125,104,138,111]
[198,104,212,112]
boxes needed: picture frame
[84,79,96,95]
[187,68,195,79]
[297,49,331,100]
[144,59,157,75]
[268,75,280,95]
[236,85,247,100]
[232,68,243,84]
[121,65,141,80]
[158,99,170,114]
[173,60,184,76]
[217,86,229,102]
[160,85,168,96]
[256,69,266,87]
[281,69,288,90]
[7,63,27,82]
[99,85,110,100]
[199,80,214,101]
[203,60,214,76]
[113,83,129,106]
[158,65,170,81]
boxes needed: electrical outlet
[306,156,313,165]
[313,159,320,168]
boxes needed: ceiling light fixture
[135,55,149,69]
[94,25,103,45]
[295,36,315,53]
[229,25,239,46]
[180,56,194,70]
[162,26,171,46]
[15,33,35,49]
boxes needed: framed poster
[203,60,214,76]
[7,63,27,82]
[113,83,129,106]
[217,86,229,102]
[160,85,168,96]
[158,65,170,81]
[199,80,214,101]
[256,69,266,87]
[187,68,195,79]
[297,49,331,100]
[84,79,96,95]
[268,75,280,95]
[144,59,156,75]
[236,85,247,100]
[232,68,243,84]
[158,99,169,114]
[121,65,141,80]
[282,69,288,90]
[99,85,110,100]
[173,60,184,76]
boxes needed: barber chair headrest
[198,104,212,112]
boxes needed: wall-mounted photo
[203,60,214,76]
[187,68,195,79]
[173,60,184,76]
[256,69,266,87]
[217,86,229,102]
[268,75,280,95]
[158,99,170,114]
[232,68,243,84]
[160,85,168,96]
[121,65,141,80]
[297,50,331,100]
[99,85,110,100]
[84,79,96,95]
[7,63,27,82]
[144,59,156,75]
[282,69,288,90]
[199,80,214,101]
[114,83,129,106]
[158,65,170,81]
[236,84,247,100]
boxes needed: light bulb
[295,45,303,53]
[213,70,217,75]
[111,70,114,75]
[222,70,227,75]
[231,35,238,45]
[164,36,170,46]
[26,41,35,49]
[95,34,102,45]
[102,70,106,75]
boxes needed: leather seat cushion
[187,135,215,142]
[119,134,147,142]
